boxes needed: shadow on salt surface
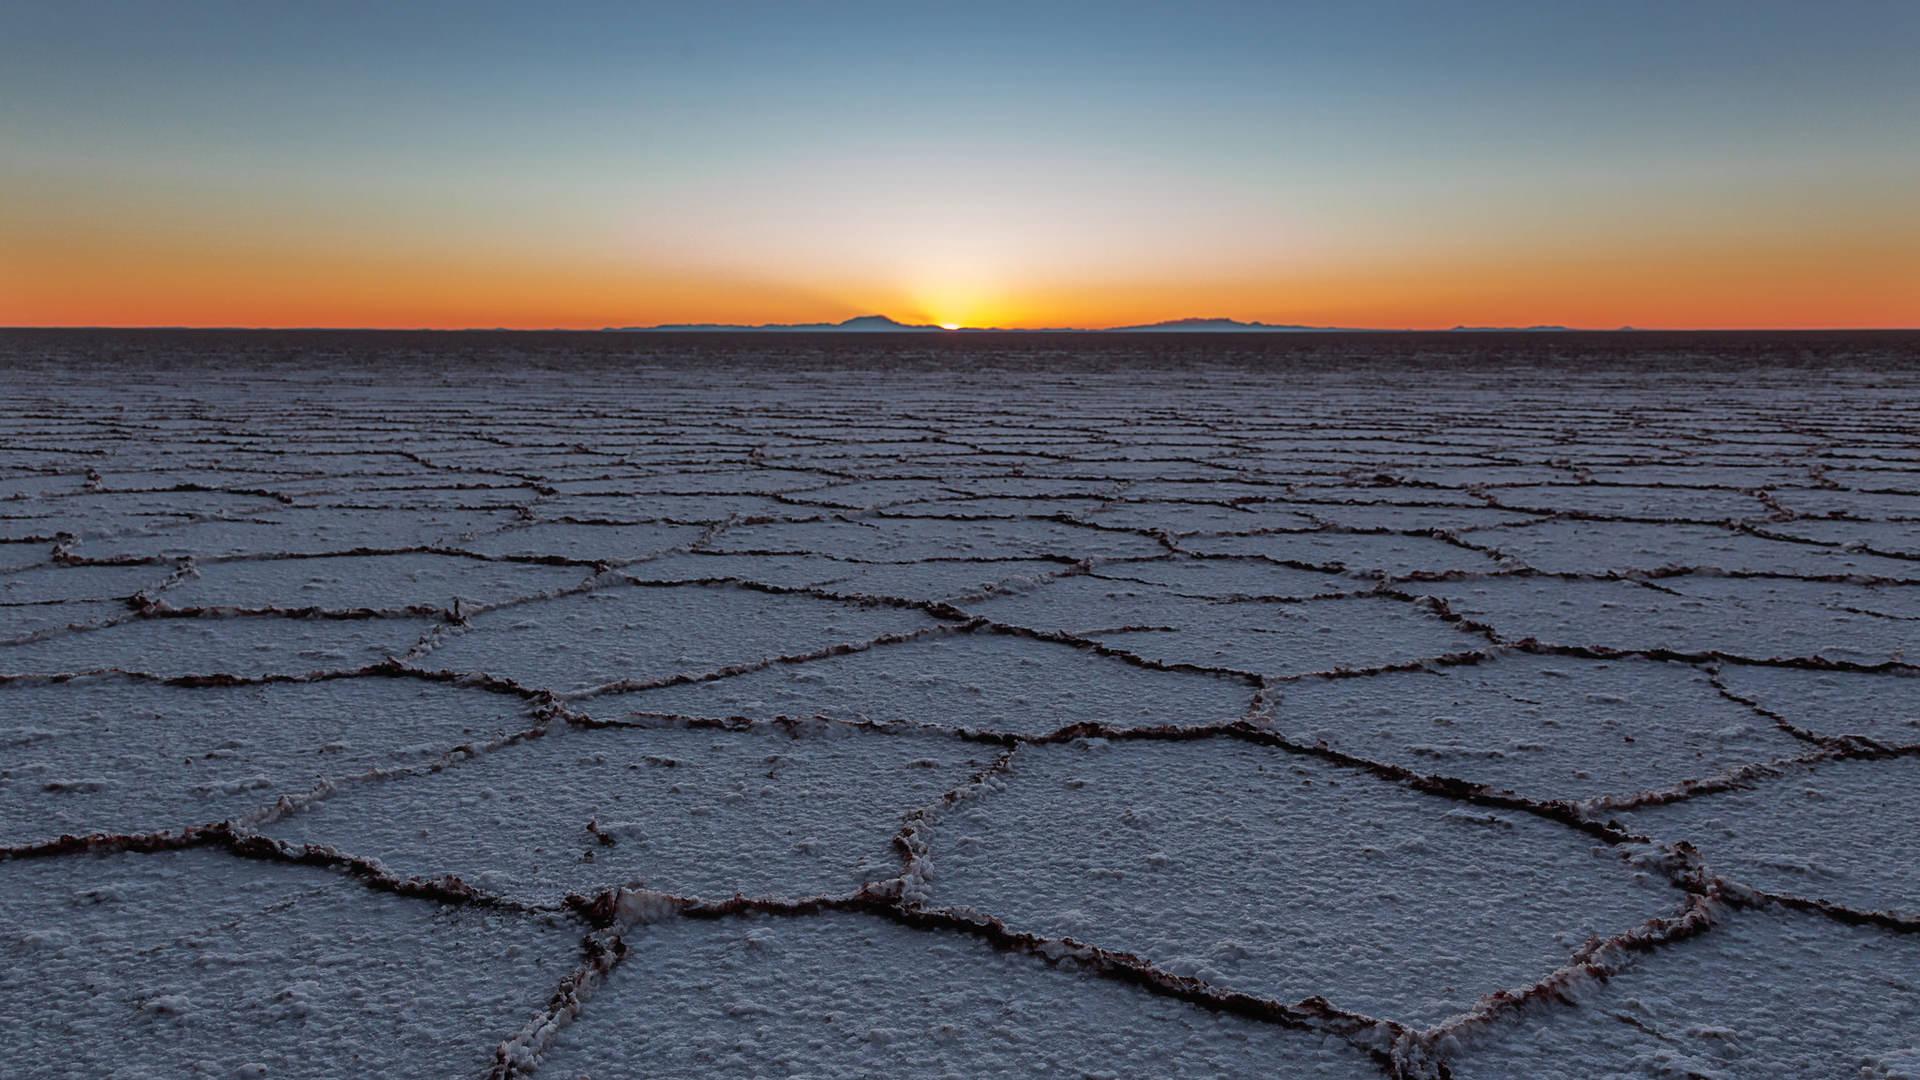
[0,848,579,1078]
[1271,653,1808,803]
[162,552,590,611]
[263,723,987,904]
[967,577,1477,676]
[594,630,1255,736]
[0,675,537,845]
[0,613,438,677]
[1439,906,1920,1079]
[926,738,1683,1028]
[536,911,1380,1079]
[1715,665,1920,747]
[1416,577,1918,663]
[416,581,940,694]
[1618,755,1920,918]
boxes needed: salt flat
[2,330,1917,1078]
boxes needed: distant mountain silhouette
[606,313,1581,333]
[608,314,942,332]
[1446,324,1573,332]
[1099,317,1343,332]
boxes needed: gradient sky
[3,1,1917,329]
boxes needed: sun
[940,322,961,331]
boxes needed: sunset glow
[2,2,1915,330]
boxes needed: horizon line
[5,322,1919,334]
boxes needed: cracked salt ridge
[460,520,707,562]
[1615,755,1920,918]
[1079,499,1322,534]
[1764,516,1920,559]
[924,736,1685,1029]
[597,629,1257,737]
[0,847,579,1078]
[0,674,537,845]
[0,612,439,677]
[1085,556,1355,599]
[1462,519,1920,580]
[621,549,1079,605]
[159,552,591,611]
[965,575,1480,677]
[1,562,178,609]
[530,910,1380,1080]
[1278,502,1542,533]
[1477,482,1777,520]
[416,580,943,695]
[262,720,988,904]
[1415,575,1919,665]
[1716,665,1920,746]
[60,505,521,560]
[1271,652,1811,803]
[1180,530,1508,577]
[710,515,1170,561]
[1438,903,1920,1079]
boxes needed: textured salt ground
[264,723,987,903]
[1617,755,1920,916]
[5,342,1920,1078]
[0,613,438,677]
[417,582,939,693]
[0,848,579,1079]
[536,911,1381,1079]
[1440,906,1920,1079]
[0,675,536,844]
[923,738,1683,1027]
[1269,653,1810,803]
[595,630,1256,736]
[161,553,590,611]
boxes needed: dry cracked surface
[3,331,1919,1079]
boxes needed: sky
[2,1,1917,330]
